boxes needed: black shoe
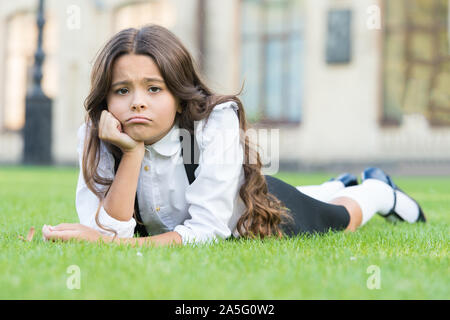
[361,167,426,223]
[329,173,359,187]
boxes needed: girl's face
[106,54,181,145]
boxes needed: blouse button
[144,165,150,171]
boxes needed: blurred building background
[0,0,449,174]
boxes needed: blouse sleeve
[174,101,244,244]
[75,123,136,238]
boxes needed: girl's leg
[265,173,423,236]
[296,180,345,203]
[295,173,357,202]
[329,197,362,232]
[298,179,391,232]
[265,175,351,235]
[329,177,422,230]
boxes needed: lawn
[0,166,448,299]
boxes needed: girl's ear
[176,105,182,114]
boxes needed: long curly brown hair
[82,24,292,241]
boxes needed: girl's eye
[149,86,161,93]
[115,88,129,95]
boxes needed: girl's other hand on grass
[42,223,103,243]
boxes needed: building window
[113,0,176,33]
[2,12,58,131]
[240,0,304,124]
[382,0,450,126]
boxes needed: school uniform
[75,101,350,244]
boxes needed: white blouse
[75,101,247,245]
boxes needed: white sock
[363,181,420,223]
[392,190,420,223]
[296,180,345,203]
[331,179,395,226]
[331,179,420,226]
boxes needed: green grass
[0,166,449,299]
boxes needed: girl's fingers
[98,110,141,153]
[99,110,122,141]
[52,223,79,231]
[107,114,121,133]
[99,110,108,138]
[43,229,78,242]
[42,225,52,240]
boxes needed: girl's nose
[130,90,148,110]
[130,103,146,111]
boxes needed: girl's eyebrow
[111,77,165,87]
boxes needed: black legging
[264,175,350,236]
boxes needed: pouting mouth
[126,116,152,122]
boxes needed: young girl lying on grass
[42,25,426,246]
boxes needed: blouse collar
[145,121,181,157]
